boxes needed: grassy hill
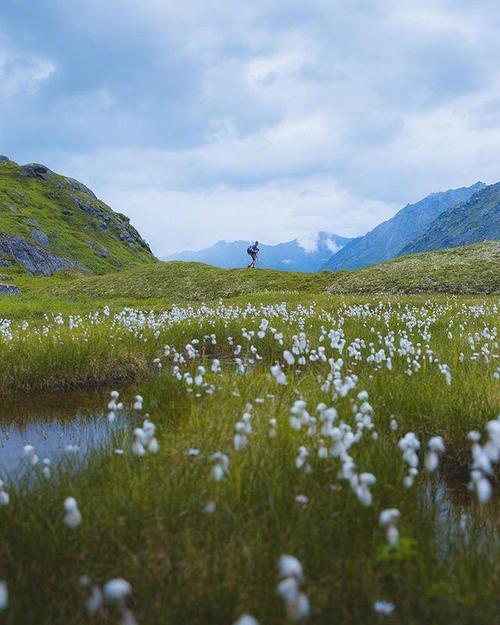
[38,241,499,301]
[0,156,155,276]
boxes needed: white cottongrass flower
[468,417,500,503]
[379,508,400,545]
[0,581,8,611]
[283,350,295,366]
[373,600,396,615]
[23,444,39,466]
[103,578,132,602]
[63,497,82,528]
[277,555,309,622]
[203,501,216,514]
[103,578,138,625]
[80,576,103,615]
[132,419,159,455]
[271,363,287,385]
[133,395,143,410]
[210,452,229,481]
[425,436,445,472]
[234,614,259,625]
[279,555,304,581]
[0,480,9,506]
[42,458,51,479]
[295,494,309,506]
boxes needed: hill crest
[0,156,155,276]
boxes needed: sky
[1,0,500,256]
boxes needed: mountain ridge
[322,182,486,271]
[164,231,353,272]
[400,181,500,255]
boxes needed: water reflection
[0,388,130,476]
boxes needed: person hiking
[247,241,260,268]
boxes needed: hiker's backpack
[247,246,253,255]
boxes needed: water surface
[0,388,128,477]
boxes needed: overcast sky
[1,0,500,255]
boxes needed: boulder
[100,247,110,258]
[0,284,20,296]
[72,195,105,219]
[20,163,53,180]
[60,177,97,199]
[32,228,50,249]
[0,235,86,276]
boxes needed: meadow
[0,294,498,624]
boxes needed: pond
[0,387,133,478]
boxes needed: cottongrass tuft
[379,508,400,545]
[63,497,82,528]
[277,555,309,622]
[373,600,396,615]
[234,614,259,625]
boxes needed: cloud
[0,48,55,97]
[325,239,341,254]
[1,0,500,254]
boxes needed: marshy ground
[0,295,498,624]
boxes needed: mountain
[400,181,500,256]
[0,156,155,276]
[164,232,352,272]
[322,182,486,271]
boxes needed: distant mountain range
[400,181,500,256]
[166,179,499,274]
[322,182,486,271]
[163,232,353,272]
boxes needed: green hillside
[0,156,156,276]
[41,241,499,301]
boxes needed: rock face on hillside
[322,182,486,271]
[0,156,156,275]
[0,235,85,276]
[0,283,20,296]
[400,181,500,255]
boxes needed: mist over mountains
[165,179,500,273]
[164,232,352,272]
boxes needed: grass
[20,241,496,302]
[0,158,155,274]
[0,296,498,624]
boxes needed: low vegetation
[26,241,497,302]
[0,298,498,624]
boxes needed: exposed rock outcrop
[0,235,86,276]
[0,283,20,296]
[32,228,49,249]
[0,155,155,271]
[20,163,53,181]
[58,177,97,199]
